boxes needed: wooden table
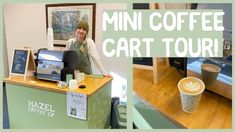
[4,75,112,95]
[133,65,232,128]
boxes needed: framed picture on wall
[46,3,96,46]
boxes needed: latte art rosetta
[183,81,200,91]
[178,77,205,94]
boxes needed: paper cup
[74,70,82,83]
[178,77,205,113]
[69,79,78,89]
[201,63,221,86]
[80,73,85,81]
[66,74,73,84]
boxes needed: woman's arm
[87,39,108,75]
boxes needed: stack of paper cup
[47,28,54,50]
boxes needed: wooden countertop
[133,63,232,128]
[4,75,112,96]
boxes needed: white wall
[94,3,128,98]
[3,3,128,98]
[4,3,47,63]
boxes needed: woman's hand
[104,74,112,78]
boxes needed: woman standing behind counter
[66,20,111,77]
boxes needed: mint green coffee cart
[4,76,112,129]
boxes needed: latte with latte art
[178,77,205,94]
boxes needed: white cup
[80,73,85,81]
[75,72,85,82]
[69,79,78,89]
[74,70,82,83]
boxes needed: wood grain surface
[4,75,112,96]
[133,63,232,128]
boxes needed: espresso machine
[36,49,79,81]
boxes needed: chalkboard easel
[9,48,36,80]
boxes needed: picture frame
[46,3,96,46]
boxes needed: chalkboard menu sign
[10,49,30,75]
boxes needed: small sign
[10,48,35,80]
[67,91,87,120]
[11,49,29,75]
